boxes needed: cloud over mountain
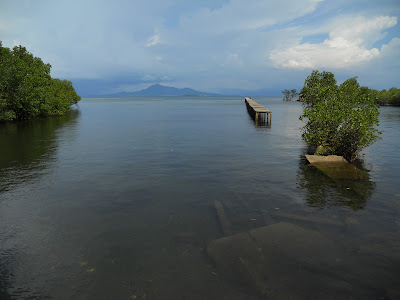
[0,0,399,96]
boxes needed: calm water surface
[1,97,399,299]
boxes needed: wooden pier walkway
[244,97,272,125]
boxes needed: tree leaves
[300,70,381,162]
[0,42,80,122]
[282,89,298,101]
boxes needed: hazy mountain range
[101,84,222,97]
[83,83,284,97]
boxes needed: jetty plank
[244,97,272,125]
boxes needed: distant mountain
[102,84,222,97]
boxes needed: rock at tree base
[305,155,369,180]
[305,154,347,164]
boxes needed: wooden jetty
[244,97,272,125]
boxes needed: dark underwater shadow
[0,247,17,300]
[0,109,80,192]
[296,148,375,210]
[0,110,80,299]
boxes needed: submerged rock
[207,222,341,298]
[208,232,268,295]
[207,222,400,299]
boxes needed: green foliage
[300,70,381,162]
[42,79,81,115]
[282,88,297,101]
[0,41,80,122]
[361,86,400,106]
[290,89,297,100]
[282,89,290,101]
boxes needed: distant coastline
[86,83,283,98]
[99,84,222,98]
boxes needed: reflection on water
[297,153,375,210]
[0,109,80,192]
[0,99,399,299]
[0,110,80,300]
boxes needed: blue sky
[1,0,399,96]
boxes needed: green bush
[300,70,381,162]
[0,42,80,122]
[360,86,400,106]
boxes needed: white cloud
[270,16,397,70]
[145,34,161,47]
[380,37,400,59]
[330,16,397,47]
[1,0,399,93]
[356,37,400,88]
[142,74,157,81]
[160,75,171,81]
[141,73,171,82]
[177,0,322,35]
[222,53,243,67]
[270,37,380,69]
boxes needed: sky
[1,0,399,96]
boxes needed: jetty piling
[244,97,272,125]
